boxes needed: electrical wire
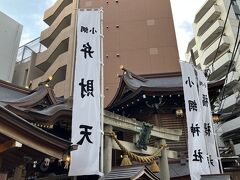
[209,0,233,73]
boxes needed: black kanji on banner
[191,123,200,137]
[81,42,94,59]
[207,155,214,166]
[81,26,89,33]
[199,81,207,88]
[77,125,93,145]
[204,123,211,136]
[79,78,94,98]
[80,26,97,34]
[193,149,203,163]
[188,100,198,112]
[185,77,194,88]
[202,94,208,107]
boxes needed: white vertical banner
[196,69,220,174]
[180,62,210,180]
[69,10,101,176]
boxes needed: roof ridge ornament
[120,65,147,82]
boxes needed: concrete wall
[0,11,22,82]
[12,60,31,87]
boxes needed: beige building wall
[12,60,31,87]
[28,0,180,105]
[30,0,78,98]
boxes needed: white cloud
[32,13,48,30]
[45,0,57,8]
[170,0,206,60]
[20,31,32,46]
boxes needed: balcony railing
[221,116,240,135]
[208,52,232,81]
[196,4,221,36]
[220,92,239,113]
[194,0,217,23]
[41,14,72,48]
[17,38,46,63]
[200,19,224,50]
[43,0,73,26]
[234,143,240,155]
[217,71,239,100]
[203,36,230,65]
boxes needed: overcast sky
[171,0,206,60]
[0,0,206,60]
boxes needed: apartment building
[13,0,180,105]
[185,0,240,167]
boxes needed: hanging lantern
[64,155,70,169]
[212,113,221,124]
[176,108,184,118]
[48,76,53,81]
[33,161,37,168]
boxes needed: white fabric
[69,10,101,176]
[180,62,210,180]
[196,69,220,174]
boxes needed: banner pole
[213,125,224,173]
[70,0,79,98]
[100,8,104,174]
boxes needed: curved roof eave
[0,104,71,151]
[106,69,224,111]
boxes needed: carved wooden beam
[0,140,22,153]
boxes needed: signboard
[69,10,101,176]
[180,62,210,180]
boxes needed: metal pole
[213,124,224,173]
[71,1,79,179]
[100,7,104,175]
[70,0,79,97]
